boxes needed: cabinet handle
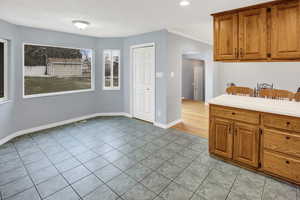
[286,160,290,164]
[286,136,291,140]
[240,48,243,57]
[232,112,236,115]
[286,122,291,126]
[235,48,238,58]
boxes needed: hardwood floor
[172,99,209,138]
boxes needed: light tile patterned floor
[0,117,299,200]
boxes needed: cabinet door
[214,13,239,60]
[211,118,233,159]
[233,122,259,167]
[271,0,300,59]
[239,8,268,60]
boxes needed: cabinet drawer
[264,129,300,158]
[262,114,300,132]
[264,151,300,183]
[211,106,259,124]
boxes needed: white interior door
[193,66,204,101]
[133,46,155,122]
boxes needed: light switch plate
[156,72,164,78]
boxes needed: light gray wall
[0,20,17,140]
[14,26,99,134]
[166,32,218,123]
[123,30,169,124]
[0,20,126,140]
[217,62,300,95]
[96,38,124,113]
[181,58,205,100]
[0,18,220,141]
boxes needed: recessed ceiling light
[72,20,90,30]
[180,0,190,7]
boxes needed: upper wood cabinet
[212,0,300,62]
[214,13,238,60]
[239,8,268,60]
[271,0,300,59]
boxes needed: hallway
[172,100,209,138]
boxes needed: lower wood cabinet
[233,122,259,167]
[263,150,300,183]
[210,118,233,159]
[209,104,300,185]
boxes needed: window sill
[23,88,95,99]
[103,88,121,91]
[0,100,12,105]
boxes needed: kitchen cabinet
[210,118,233,159]
[214,13,238,60]
[239,8,268,60]
[212,0,300,62]
[209,104,300,185]
[271,0,300,59]
[233,122,259,167]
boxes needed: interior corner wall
[123,30,169,125]
[0,20,17,140]
[166,32,217,124]
[0,19,126,141]
[96,38,124,113]
[217,62,300,96]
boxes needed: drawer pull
[232,112,236,115]
[286,160,290,164]
[286,122,291,126]
[286,136,291,140]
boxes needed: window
[0,39,8,101]
[24,44,94,98]
[103,50,120,90]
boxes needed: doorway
[130,43,155,123]
[181,56,205,101]
[173,54,209,138]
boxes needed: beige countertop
[209,94,300,118]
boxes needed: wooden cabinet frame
[214,14,238,60]
[212,0,300,62]
[209,104,300,185]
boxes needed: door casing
[130,43,156,123]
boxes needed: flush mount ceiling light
[180,0,191,7]
[72,20,90,30]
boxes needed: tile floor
[0,117,299,200]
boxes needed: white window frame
[0,39,8,103]
[22,43,95,99]
[103,49,121,90]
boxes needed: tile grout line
[28,134,85,200]
[224,171,239,200]
[11,142,44,200]
[2,119,232,200]
[260,176,267,200]
[150,145,207,200]
[188,166,214,200]
[47,125,127,200]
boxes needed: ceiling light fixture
[180,0,191,7]
[72,20,90,30]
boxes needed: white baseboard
[154,119,183,129]
[0,112,130,146]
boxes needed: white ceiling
[0,0,270,44]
